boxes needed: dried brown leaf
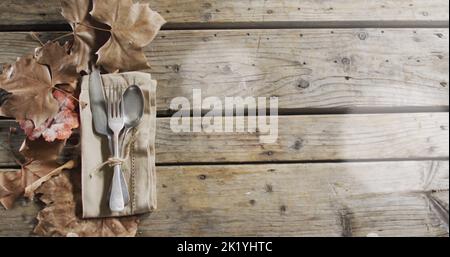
[0,171,23,209]
[0,164,57,209]
[24,160,76,198]
[0,139,67,208]
[35,41,80,92]
[20,139,66,198]
[20,138,65,162]
[0,55,58,128]
[60,0,109,73]
[34,171,139,237]
[19,90,79,142]
[91,0,166,72]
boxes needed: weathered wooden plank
[1,113,448,166]
[155,113,449,164]
[0,29,448,113]
[146,161,449,237]
[0,195,39,237]
[150,29,449,113]
[0,121,22,167]
[0,161,448,236]
[0,0,448,27]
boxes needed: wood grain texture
[0,0,448,26]
[150,29,449,112]
[0,0,447,239]
[0,161,448,236]
[0,121,22,167]
[1,113,448,166]
[0,29,448,114]
[155,113,449,164]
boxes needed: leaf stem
[24,160,77,198]
[52,33,74,42]
[78,22,111,32]
[30,32,44,46]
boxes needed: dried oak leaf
[91,0,166,72]
[34,171,139,237]
[0,55,58,128]
[35,41,79,92]
[60,0,109,73]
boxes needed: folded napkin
[79,72,157,218]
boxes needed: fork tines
[108,83,123,119]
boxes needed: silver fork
[107,83,125,212]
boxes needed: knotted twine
[88,133,136,179]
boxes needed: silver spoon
[119,85,145,204]
[121,85,145,149]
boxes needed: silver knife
[89,67,130,206]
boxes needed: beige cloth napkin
[79,72,157,218]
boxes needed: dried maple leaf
[35,41,79,92]
[0,170,23,209]
[19,138,65,163]
[91,0,166,72]
[60,0,109,73]
[0,138,68,209]
[0,55,58,128]
[20,90,79,142]
[1,45,80,142]
[34,171,139,237]
[42,109,79,142]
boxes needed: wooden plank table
[0,0,448,237]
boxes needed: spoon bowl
[123,85,145,128]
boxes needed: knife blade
[89,68,109,136]
[89,67,130,206]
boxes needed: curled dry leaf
[34,171,139,237]
[91,0,166,72]
[35,41,80,92]
[0,55,58,128]
[60,0,109,73]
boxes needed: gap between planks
[155,157,450,167]
[0,0,449,30]
[0,20,449,32]
[157,106,450,119]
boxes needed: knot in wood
[297,79,310,89]
[357,32,368,40]
[341,57,351,65]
